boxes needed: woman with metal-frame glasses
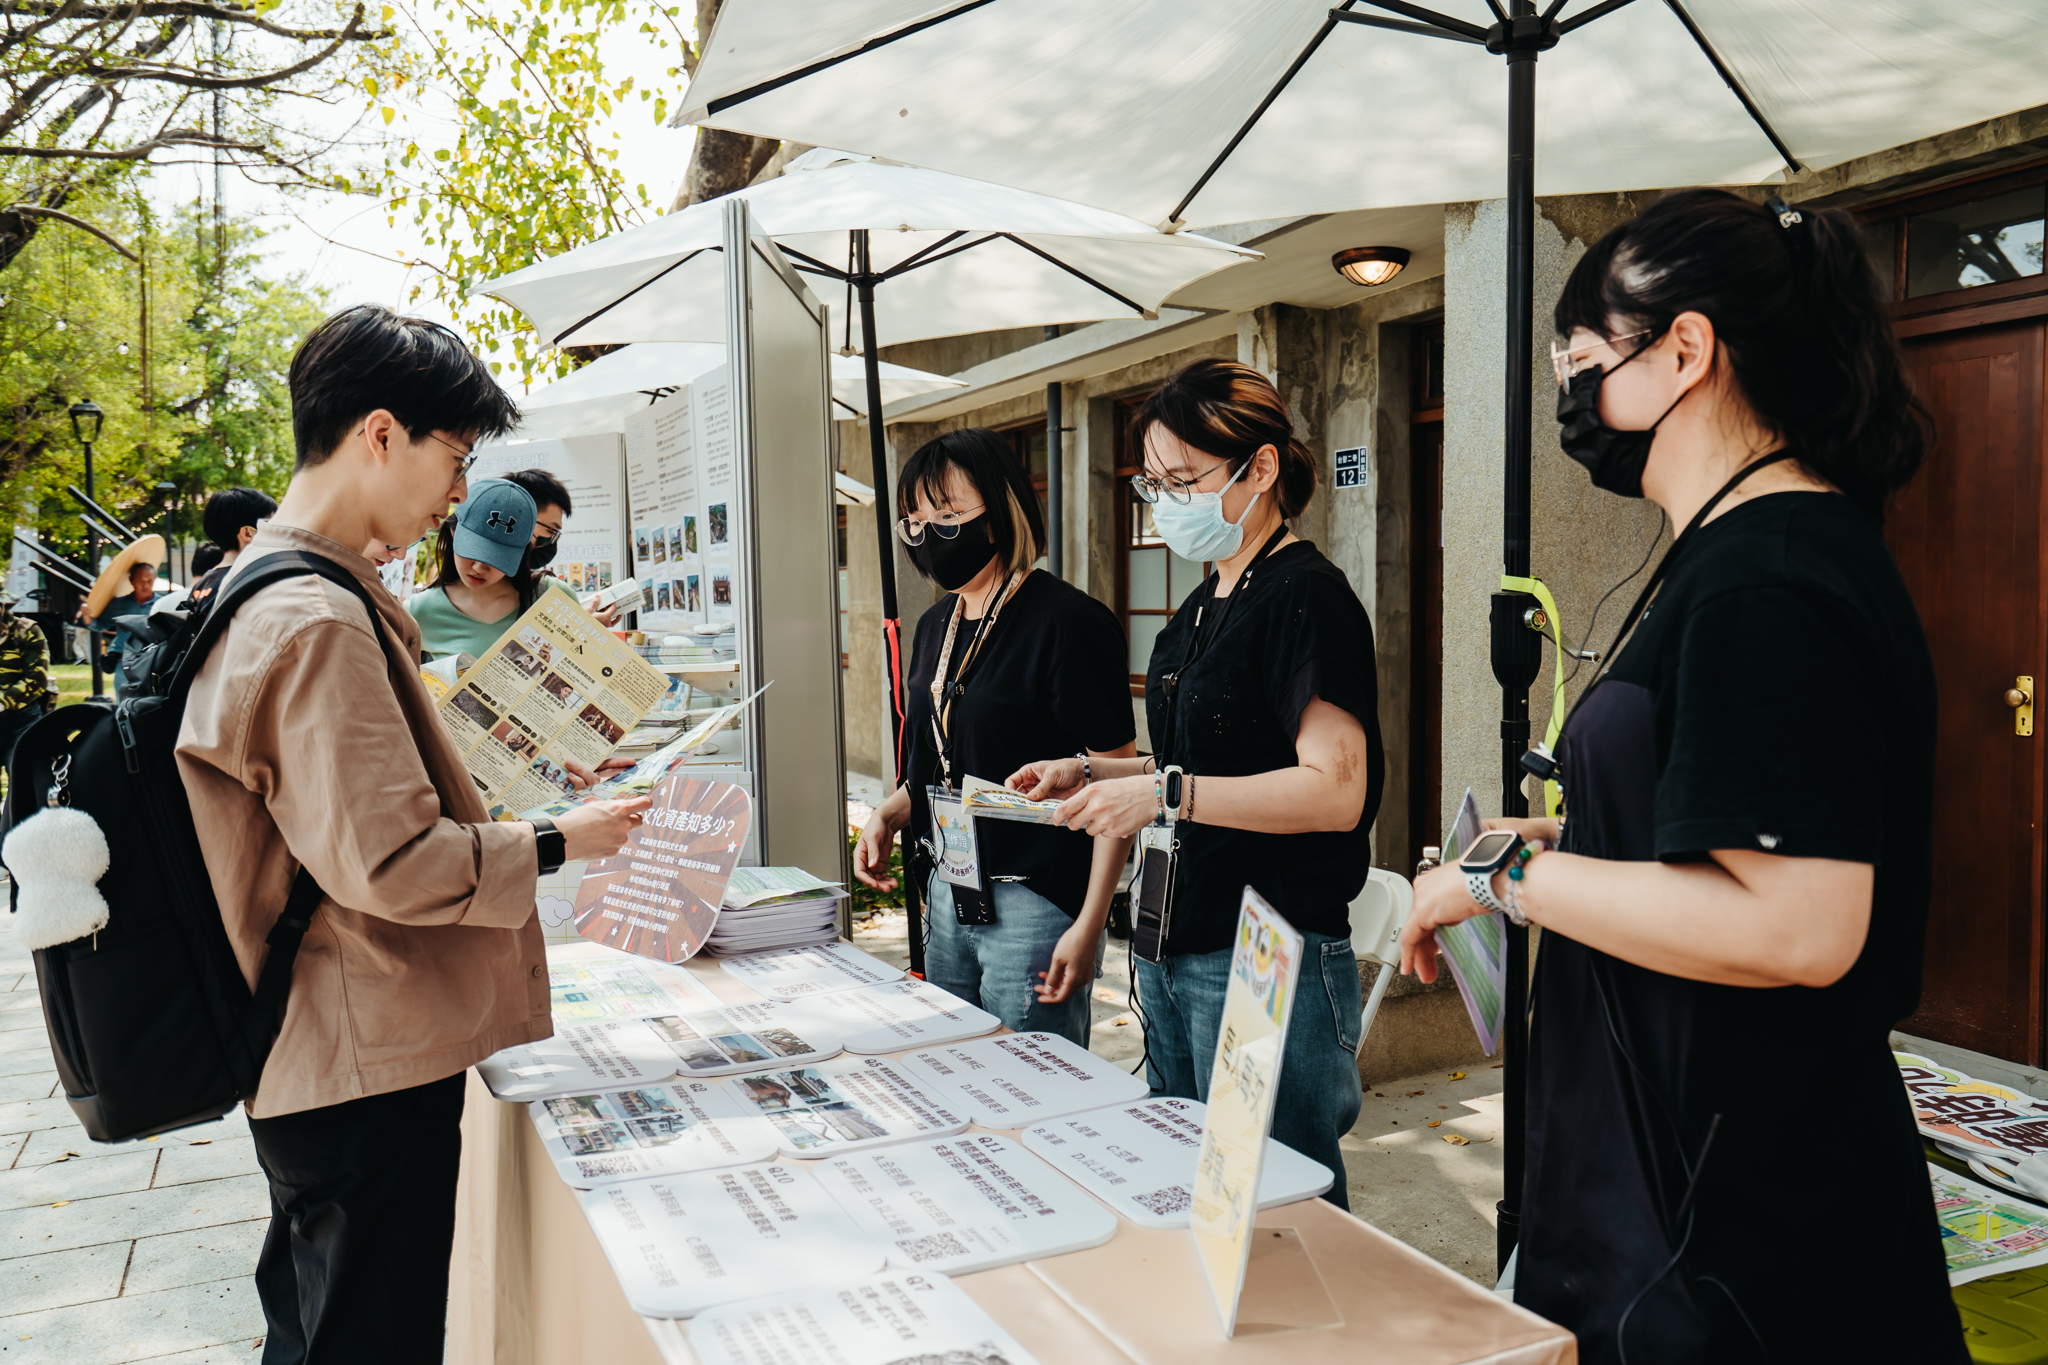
[854,428,1138,1047]
[1007,358,1384,1205]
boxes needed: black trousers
[247,1071,468,1365]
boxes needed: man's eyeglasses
[428,432,479,478]
[1550,329,1656,388]
[897,504,985,545]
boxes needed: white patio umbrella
[478,145,1258,839]
[509,341,966,441]
[668,0,2048,1272]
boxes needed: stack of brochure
[705,866,848,956]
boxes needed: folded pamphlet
[1434,788,1507,1057]
[689,1273,1043,1365]
[959,772,1066,825]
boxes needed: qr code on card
[1133,1185,1192,1217]
[895,1231,971,1263]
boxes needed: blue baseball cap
[450,478,537,578]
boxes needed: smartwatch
[1458,828,1523,916]
[530,816,567,875]
[1161,765,1185,825]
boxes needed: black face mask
[911,520,996,591]
[1555,338,1687,499]
[526,536,559,570]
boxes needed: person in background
[177,303,648,1362]
[854,429,1136,1046]
[1009,359,1383,1204]
[188,543,225,585]
[1399,189,1962,1362]
[0,592,56,765]
[93,561,158,699]
[190,486,278,602]
[404,478,539,661]
[502,467,622,627]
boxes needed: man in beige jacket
[177,305,648,1364]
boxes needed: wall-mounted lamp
[1332,246,1411,288]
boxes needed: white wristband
[1465,869,1509,916]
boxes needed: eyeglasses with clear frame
[896,503,986,545]
[1549,328,1655,388]
[1129,460,1234,505]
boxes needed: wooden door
[1890,319,2048,1064]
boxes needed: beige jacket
[176,524,548,1118]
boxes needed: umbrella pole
[1488,1,1550,1277]
[853,229,923,977]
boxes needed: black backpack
[5,551,386,1142]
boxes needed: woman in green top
[406,477,541,660]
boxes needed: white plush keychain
[4,755,111,951]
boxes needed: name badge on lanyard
[926,785,983,890]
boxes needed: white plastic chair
[1349,867,1415,1049]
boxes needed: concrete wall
[1438,194,1668,839]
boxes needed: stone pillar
[1439,194,1666,838]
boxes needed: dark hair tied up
[1133,359,1317,519]
[1555,187,1931,512]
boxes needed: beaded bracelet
[1076,751,1091,785]
[1503,842,1542,926]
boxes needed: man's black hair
[287,305,519,469]
[199,486,277,550]
[506,467,573,517]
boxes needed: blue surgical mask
[1150,459,1260,562]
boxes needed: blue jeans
[925,876,1100,1048]
[1136,932,1363,1209]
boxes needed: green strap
[1501,574,1569,818]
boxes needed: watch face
[1461,829,1519,870]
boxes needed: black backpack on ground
[5,551,382,1142]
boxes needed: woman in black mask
[852,429,1136,1045]
[1402,190,1961,1362]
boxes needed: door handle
[2007,676,2034,736]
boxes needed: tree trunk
[672,0,779,211]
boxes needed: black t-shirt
[903,570,1136,917]
[1522,493,1961,1362]
[1142,540,1383,954]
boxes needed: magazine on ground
[578,1164,885,1317]
[529,1078,775,1187]
[688,1273,1042,1365]
[811,1132,1118,1275]
[476,1003,843,1101]
[720,1055,968,1158]
[1020,1096,1334,1228]
[896,1031,1150,1129]
[436,583,669,817]
[786,978,1000,1054]
[545,939,724,1019]
[717,940,904,999]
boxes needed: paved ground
[0,905,273,1363]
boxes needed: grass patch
[51,664,95,709]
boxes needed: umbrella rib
[1331,10,1483,42]
[1351,0,1491,42]
[547,247,719,346]
[878,231,975,280]
[1556,0,1639,32]
[994,233,1147,315]
[1166,7,1355,228]
[703,0,1003,118]
[1656,0,1800,172]
[777,245,851,280]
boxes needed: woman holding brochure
[1399,192,1960,1361]
[1008,359,1383,1206]
[853,429,1136,1047]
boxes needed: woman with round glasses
[1007,358,1383,1203]
[853,428,1137,1046]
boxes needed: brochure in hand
[516,683,769,822]
[572,770,750,962]
[1435,788,1507,1056]
[689,1273,1043,1365]
[476,1002,843,1101]
[958,773,1065,825]
[811,1132,1118,1275]
[530,1078,774,1188]
[436,582,669,817]
[721,1055,968,1158]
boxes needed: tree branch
[2,201,135,257]
[81,5,382,89]
[2,0,393,41]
